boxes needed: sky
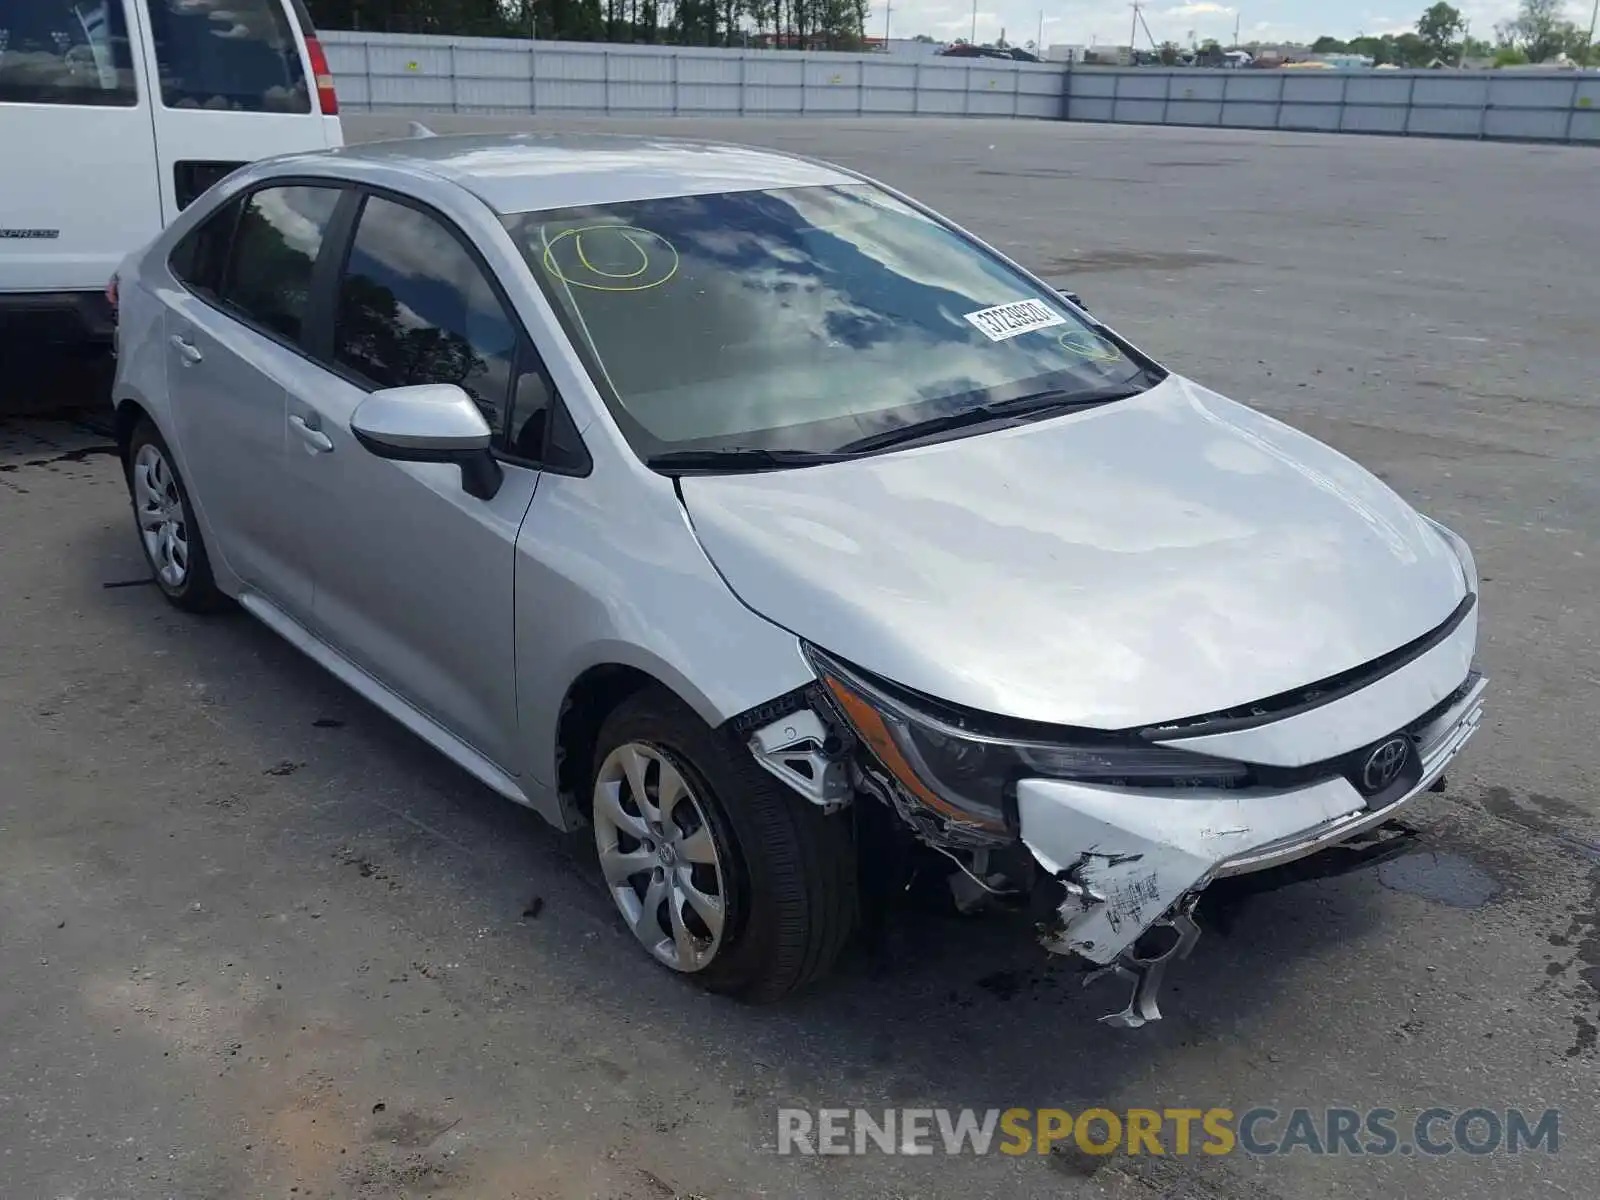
[876,0,1593,50]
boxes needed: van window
[222,185,340,343]
[143,0,310,113]
[0,0,137,107]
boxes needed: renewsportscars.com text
[776,1107,1560,1157]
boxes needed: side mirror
[1057,289,1089,313]
[350,383,503,500]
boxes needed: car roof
[300,132,860,214]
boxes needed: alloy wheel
[593,742,728,972]
[133,443,189,589]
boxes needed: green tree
[1416,2,1466,59]
[305,0,868,48]
[1347,34,1391,64]
[1393,30,1433,65]
[1502,0,1583,61]
[1310,35,1349,53]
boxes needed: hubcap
[132,444,189,589]
[593,742,728,973]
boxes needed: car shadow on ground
[0,339,115,423]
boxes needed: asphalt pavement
[1,117,1597,1200]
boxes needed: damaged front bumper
[1020,672,1487,1025]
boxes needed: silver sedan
[109,132,1486,1022]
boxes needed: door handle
[289,414,333,453]
[169,334,203,365]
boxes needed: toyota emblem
[1361,736,1411,793]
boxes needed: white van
[0,0,342,340]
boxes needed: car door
[130,0,340,222]
[282,191,543,772]
[0,0,161,296]
[162,181,342,619]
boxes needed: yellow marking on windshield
[541,225,679,292]
[1057,329,1124,363]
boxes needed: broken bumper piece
[1020,673,1487,1026]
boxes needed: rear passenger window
[333,196,518,436]
[142,0,309,113]
[169,196,242,299]
[222,185,339,343]
[0,0,138,107]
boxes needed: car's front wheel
[126,419,229,613]
[591,687,857,1001]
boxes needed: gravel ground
[1,117,1597,1199]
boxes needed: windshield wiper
[835,382,1152,456]
[645,446,858,474]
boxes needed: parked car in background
[0,0,341,341]
[939,43,1041,62]
[107,133,1486,1025]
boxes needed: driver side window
[332,195,518,438]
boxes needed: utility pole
[1587,0,1598,65]
[1038,10,1044,56]
[1233,11,1241,48]
[971,0,978,44]
[1129,2,1140,58]
[884,0,891,45]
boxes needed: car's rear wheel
[126,419,228,613]
[591,687,857,1001]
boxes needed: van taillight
[106,274,119,312]
[305,37,339,115]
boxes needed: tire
[590,686,857,1001]
[125,419,230,614]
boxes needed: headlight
[1424,516,1478,593]
[806,647,1251,835]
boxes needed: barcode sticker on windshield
[963,298,1067,342]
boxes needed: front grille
[1226,669,1476,798]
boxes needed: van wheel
[590,687,857,1001]
[126,420,228,613]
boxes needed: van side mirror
[350,383,503,500]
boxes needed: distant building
[862,37,946,59]
[1045,43,1091,64]
[1312,53,1375,69]
[1250,42,1310,60]
[1082,45,1132,66]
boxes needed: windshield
[503,183,1157,459]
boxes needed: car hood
[679,375,1468,730]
